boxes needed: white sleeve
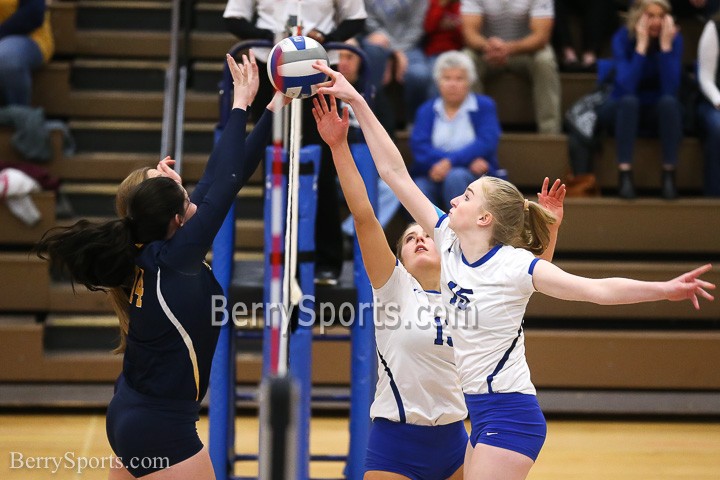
[460,0,484,16]
[505,248,541,296]
[433,212,452,249]
[223,0,253,20]
[699,21,720,107]
[336,0,367,21]
[530,0,554,18]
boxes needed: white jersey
[371,261,467,426]
[434,214,540,395]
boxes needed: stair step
[71,59,168,91]
[0,192,56,245]
[47,152,208,182]
[66,29,235,59]
[0,253,50,311]
[75,1,171,31]
[69,119,215,154]
[194,2,226,33]
[44,314,119,352]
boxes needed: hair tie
[523,199,529,212]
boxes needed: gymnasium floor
[2,413,719,479]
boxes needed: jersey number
[447,281,473,311]
[433,316,453,347]
[130,267,144,308]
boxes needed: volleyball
[267,35,329,99]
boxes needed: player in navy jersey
[36,53,286,479]
[312,94,564,480]
[312,62,715,480]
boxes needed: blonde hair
[478,177,557,255]
[626,0,672,37]
[111,166,150,353]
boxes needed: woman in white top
[312,94,566,480]
[312,61,716,480]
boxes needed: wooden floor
[1,413,719,479]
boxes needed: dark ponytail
[36,218,137,291]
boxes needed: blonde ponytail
[478,177,557,255]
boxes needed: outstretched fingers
[226,53,247,86]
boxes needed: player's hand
[312,94,349,149]
[537,177,566,227]
[313,62,363,105]
[156,156,182,184]
[267,90,292,112]
[664,264,715,309]
[246,50,259,105]
[227,53,252,109]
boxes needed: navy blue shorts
[465,393,547,461]
[106,375,203,477]
[365,418,468,480]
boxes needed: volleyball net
[208,40,378,480]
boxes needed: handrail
[160,0,181,158]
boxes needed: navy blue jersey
[122,107,271,401]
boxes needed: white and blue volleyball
[268,35,329,99]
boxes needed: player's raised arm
[312,94,395,288]
[312,62,440,236]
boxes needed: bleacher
[0,0,718,411]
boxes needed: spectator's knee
[532,46,559,72]
[0,57,24,79]
[618,95,640,111]
[657,94,681,112]
[705,110,720,138]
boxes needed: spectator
[597,0,683,199]
[696,17,720,196]
[0,0,54,106]
[410,50,501,210]
[224,0,366,285]
[553,0,618,71]
[670,0,720,19]
[425,0,464,59]
[362,0,434,123]
[460,0,561,134]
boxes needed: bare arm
[533,262,715,310]
[461,14,487,52]
[311,95,396,288]
[313,63,440,236]
[507,17,553,55]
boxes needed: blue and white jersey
[371,261,467,426]
[434,214,541,396]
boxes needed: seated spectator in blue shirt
[409,50,501,210]
[597,0,683,200]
